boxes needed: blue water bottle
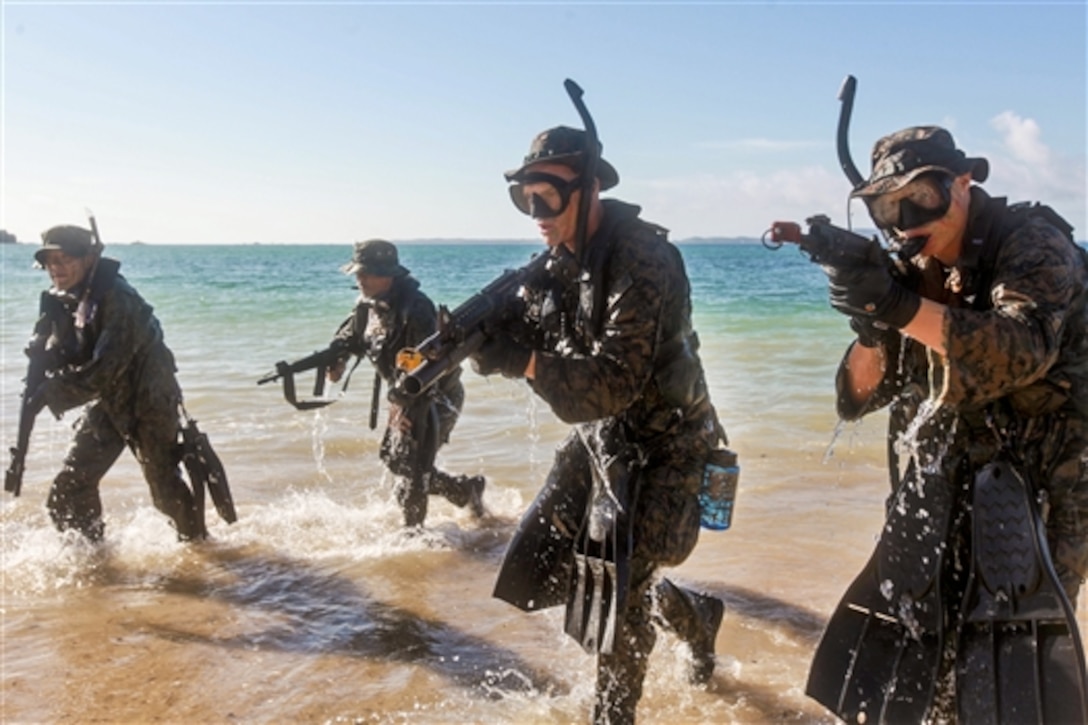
[699,448,739,531]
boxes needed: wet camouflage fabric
[837,187,1088,596]
[507,199,724,721]
[332,275,475,525]
[37,264,203,540]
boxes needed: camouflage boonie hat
[341,239,409,278]
[35,225,96,266]
[852,125,989,198]
[505,125,620,191]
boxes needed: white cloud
[629,166,859,240]
[991,111,1050,165]
[982,111,1085,235]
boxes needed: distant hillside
[0,229,17,245]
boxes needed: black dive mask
[866,172,953,232]
[508,172,582,219]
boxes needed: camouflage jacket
[39,258,181,437]
[838,187,1088,483]
[526,199,721,459]
[333,275,462,401]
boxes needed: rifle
[257,340,352,410]
[6,293,63,496]
[394,251,553,397]
[763,214,891,269]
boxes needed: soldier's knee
[48,467,104,541]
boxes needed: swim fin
[565,505,626,654]
[956,459,1088,723]
[492,486,577,612]
[180,415,237,524]
[563,424,640,655]
[806,462,955,723]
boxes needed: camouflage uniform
[332,274,481,526]
[837,186,1088,601]
[38,260,204,541]
[498,199,726,723]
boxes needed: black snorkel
[564,78,599,270]
[837,76,928,261]
[836,75,865,191]
[75,210,110,329]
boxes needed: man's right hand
[327,357,346,383]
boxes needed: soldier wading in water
[470,115,730,723]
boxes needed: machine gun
[257,340,353,410]
[394,251,553,398]
[6,293,64,496]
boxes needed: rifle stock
[395,252,552,397]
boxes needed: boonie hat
[852,125,990,198]
[35,225,97,266]
[341,239,409,278]
[505,126,620,191]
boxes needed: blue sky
[2,1,1085,244]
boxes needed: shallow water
[2,242,1082,723]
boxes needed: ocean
[2,241,1080,723]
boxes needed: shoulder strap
[970,199,1081,310]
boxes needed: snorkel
[836,75,866,191]
[564,78,599,270]
[836,76,930,262]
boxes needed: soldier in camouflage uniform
[470,126,728,724]
[328,239,485,528]
[821,126,1088,713]
[31,225,205,541]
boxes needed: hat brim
[505,153,620,192]
[340,261,410,278]
[34,241,92,266]
[852,157,989,198]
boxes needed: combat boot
[465,475,486,519]
[687,590,724,685]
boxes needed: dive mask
[866,172,953,232]
[508,172,582,219]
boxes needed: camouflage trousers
[47,403,204,541]
[1039,413,1088,602]
[384,386,476,527]
[539,431,717,724]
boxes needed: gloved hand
[824,262,921,330]
[470,332,532,379]
[850,315,892,348]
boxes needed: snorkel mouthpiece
[893,235,928,262]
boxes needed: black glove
[824,262,921,330]
[470,332,532,379]
[849,315,892,348]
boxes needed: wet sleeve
[938,221,1084,407]
[530,244,665,423]
[834,333,909,421]
[402,294,438,349]
[43,290,144,414]
[332,304,368,356]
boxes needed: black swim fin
[806,463,955,723]
[180,415,237,524]
[562,424,640,655]
[956,459,1088,724]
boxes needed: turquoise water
[1,240,879,724]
